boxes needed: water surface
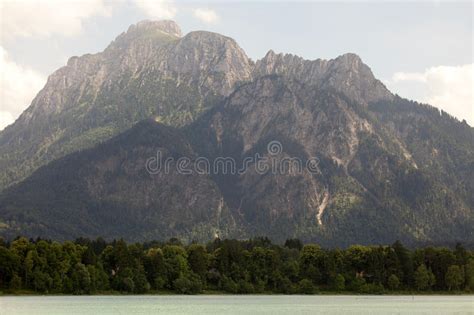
[0,295,472,314]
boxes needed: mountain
[0,120,239,241]
[0,20,252,191]
[0,21,473,246]
[253,50,393,105]
[187,75,473,246]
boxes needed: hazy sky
[1,0,473,130]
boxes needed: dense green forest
[0,237,472,295]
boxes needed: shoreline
[2,290,473,297]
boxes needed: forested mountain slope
[0,21,472,246]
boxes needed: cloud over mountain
[386,64,473,126]
[193,8,219,24]
[0,47,46,130]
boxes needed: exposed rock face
[169,31,253,96]
[0,20,253,191]
[0,20,472,246]
[132,20,183,37]
[254,50,393,105]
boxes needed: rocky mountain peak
[129,19,182,37]
[106,20,182,53]
[169,30,253,95]
[332,52,362,67]
[328,53,369,78]
[254,50,392,104]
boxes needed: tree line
[0,237,472,294]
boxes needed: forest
[0,237,472,295]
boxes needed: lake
[0,295,472,314]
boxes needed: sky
[0,0,473,130]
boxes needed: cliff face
[254,50,393,105]
[0,20,253,191]
[0,20,472,246]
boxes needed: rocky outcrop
[132,20,183,37]
[254,50,393,104]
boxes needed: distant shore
[1,289,473,296]
[1,238,472,295]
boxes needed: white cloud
[193,8,219,24]
[0,47,46,131]
[385,64,473,126]
[1,0,112,39]
[133,0,177,19]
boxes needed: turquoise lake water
[0,295,473,314]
